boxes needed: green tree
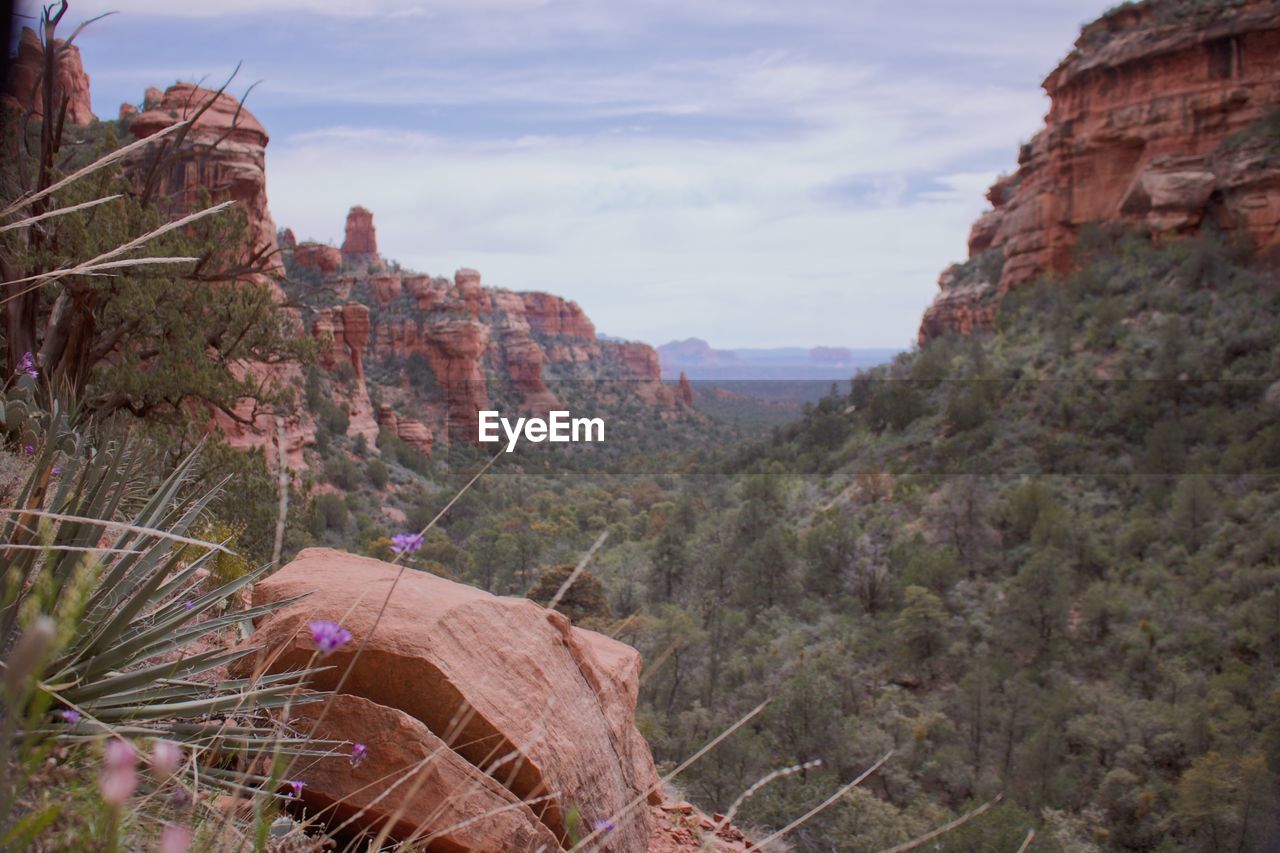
[893,586,948,672]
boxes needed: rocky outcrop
[311,304,378,445]
[921,0,1280,341]
[292,242,342,274]
[377,404,434,455]
[678,371,694,407]
[420,316,492,437]
[238,548,661,850]
[3,27,95,125]
[290,694,560,850]
[286,203,689,444]
[122,83,319,468]
[522,292,597,339]
[127,83,282,277]
[340,205,380,267]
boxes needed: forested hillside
[608,228,1280,850]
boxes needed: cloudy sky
[19,0,1112,348]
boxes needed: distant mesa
[658,337,898,380]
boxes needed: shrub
[315,493,348,530]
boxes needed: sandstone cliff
[2,27,95,125]
[120,82,317,469]
[920,0,1280,341]
[287,208,685,448]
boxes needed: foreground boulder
[290,694,561,850]
[238,548,661,850]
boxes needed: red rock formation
[422,316,491,437]
[369,272,402,305]
[278,228,296,249]
[403,274,447,310]
[604,342,680,408]
[127,83,282,277]
[521,292,597,339]
[340,205,379,265]
[453,267,494,315]
[921,0,1280,341]
[118,103,136,121]
[290,694,560,849]
[376,404,434,456]
[123,83,321,467]
[678,371,694,407]
[239,548,661,850]
[292,242,342,274]
[311,304,378,445]
[648,801,753,852]
[3,27,95,125]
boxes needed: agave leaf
[89,685,320,722]
[63,647,253,704]
[72,591,309,682]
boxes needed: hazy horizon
[18,0,1114,349]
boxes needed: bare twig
[878,793,1004,853]
[755,750,894,849]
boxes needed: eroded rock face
[341,205,379,265]
[3,28,95,125]
[289,694,561,850]
[127,82,282,277]
[293,242,342,274]
[678,371,694,407]
[921,0,1280,340]
[238,548,661,850]
[377,404,434,455]
[522,292,597,339]
[123,82,318,468]
[290,207,686,444]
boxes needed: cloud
[31,0,1118,347]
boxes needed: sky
[16,0,1114,348]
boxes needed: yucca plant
[0,395,336,846]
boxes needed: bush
[325,455,361,490]
[367,458,389,489]
[315,493,348,530]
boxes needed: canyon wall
[2,27,95,125]
[109,81,686,464]
[295,238,686,445]
[921,0,1280,341]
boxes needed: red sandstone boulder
[288,694,560,849]
[238,549,660,850]
[4,28,95,125]
[678,372,694,407]
[293,242,343,274]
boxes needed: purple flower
[159,823,193,853]
[58,709,81,724]
[593,819,616,834]
[182,600,195,611]
[390,531,425,556]
[287,779,304,798]
[351,743,368,767]
[100,739,138,806]
[51,466,61,476]
[308,620,352,655]
[22,445,34,455]
[18,351,37,379]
